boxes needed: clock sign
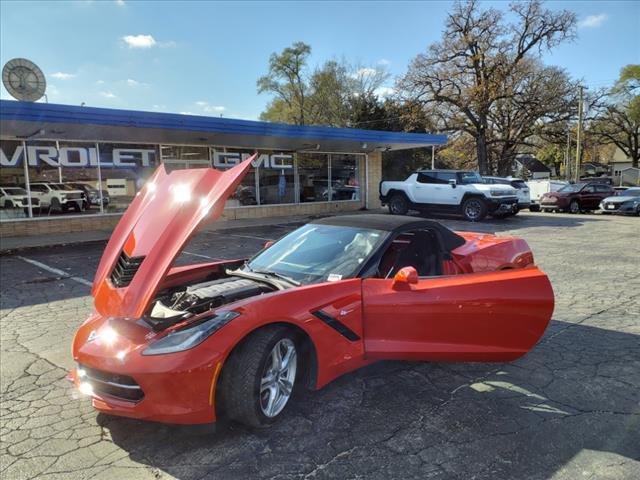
[2,58,46,102]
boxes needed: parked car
[483,176,530,211]
[0,186,40,213]
[527,179,569,211]
[599,187,640,216]
[540,182,615,213]
[380,170,518,221]
[28,183,85,212]
[66,183,110,210]
[70,158,554,428]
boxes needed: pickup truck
[28,183,85,212]
[380,170,518,221]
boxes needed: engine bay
[146,274,276,330]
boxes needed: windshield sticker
[327,274,343,282]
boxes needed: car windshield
[3,187,27,195]
[244,224,385,285]
[558,183,584,193]
[51,184,78,191]
[458,172,483,184]
[618,188,640,197]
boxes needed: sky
[1,0,638,121]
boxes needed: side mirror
[449,179,457,188]
[263,240,274,249]
[392,266,418,287]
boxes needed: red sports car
[70,157,554,427]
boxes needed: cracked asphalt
[1,211,639,480]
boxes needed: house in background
[610,147,639,186]
[581,162,610,177]
[513,154,553,179]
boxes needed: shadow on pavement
[100,320,640,480]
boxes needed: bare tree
[399,0,576,174]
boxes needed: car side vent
[110,251,145,288]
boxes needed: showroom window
[160,145,210,171]
[211,148,258,207]
[0,139,31,220]
[99,143,159,213]
[329,154,360,201]
[298,153,329,203]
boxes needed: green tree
[257,42,311,125]
[592,64,640,168]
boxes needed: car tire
[529,204,540,212]
[388,193,409,215]
[51,197,61,212]
[220,326,298,428]
[73,202,82,212]
[569,199,580,214]
[4,201,13,209]
[461,197,487,222]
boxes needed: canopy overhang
[0,100,447,153]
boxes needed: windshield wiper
[252,269,301,286]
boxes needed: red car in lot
[70,156,554,428]
[540,182,615,213]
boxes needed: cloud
[99,91,117,99]
[115,0,125,5]
[50,72,75,80]
[95,80,105,85]
[125,78,148,87]
[195,101,225,114]
[377,59,390,66]
[179,111,195,115]
[579,14,608,28]
[374,86,395,98]
[354,67,377,78]
[122,34,156,48]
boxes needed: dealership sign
[0,145,156,168]
[212,151,293,170]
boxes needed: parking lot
[1,211,638,480]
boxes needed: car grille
[79,364,144,402]
[110,251,145,288]
[602,202,621,210]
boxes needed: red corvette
[70,156,554,427]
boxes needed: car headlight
[142,311,240,356]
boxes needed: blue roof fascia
[0,100,447,146]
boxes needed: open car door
[362,267,554,362]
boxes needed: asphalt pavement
[1,211,639,479]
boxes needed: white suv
[380,170,518,221]
[28,183,84,212]
[483,176,531,211]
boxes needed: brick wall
[366,151,383,209]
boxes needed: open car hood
[92,155,255,319]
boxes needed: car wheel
[388,194,409,215]
[220,326,298,428]
[73,202,82,212]
[4,201,14,209]
[461,197,487,222]
[51,197,61,212]
[529,204,540,212]
[569,200,580,214]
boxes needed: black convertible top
[311,214,466,251]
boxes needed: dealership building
[0,100,446,238]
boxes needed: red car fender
[209,278,369,390]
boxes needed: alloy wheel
[464,200,482,221]
[569,200,580,214]
[259,338,297,418]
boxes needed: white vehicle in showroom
[28,183,84,213]
[0,186,40,213]
[380,170,518,221]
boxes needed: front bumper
[72,316,223,425]
[486,197,518,213]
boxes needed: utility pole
[565,129,571,181]
[574,85,585,183]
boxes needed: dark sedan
[540,182,615,213]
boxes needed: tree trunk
[476,129,489,174]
